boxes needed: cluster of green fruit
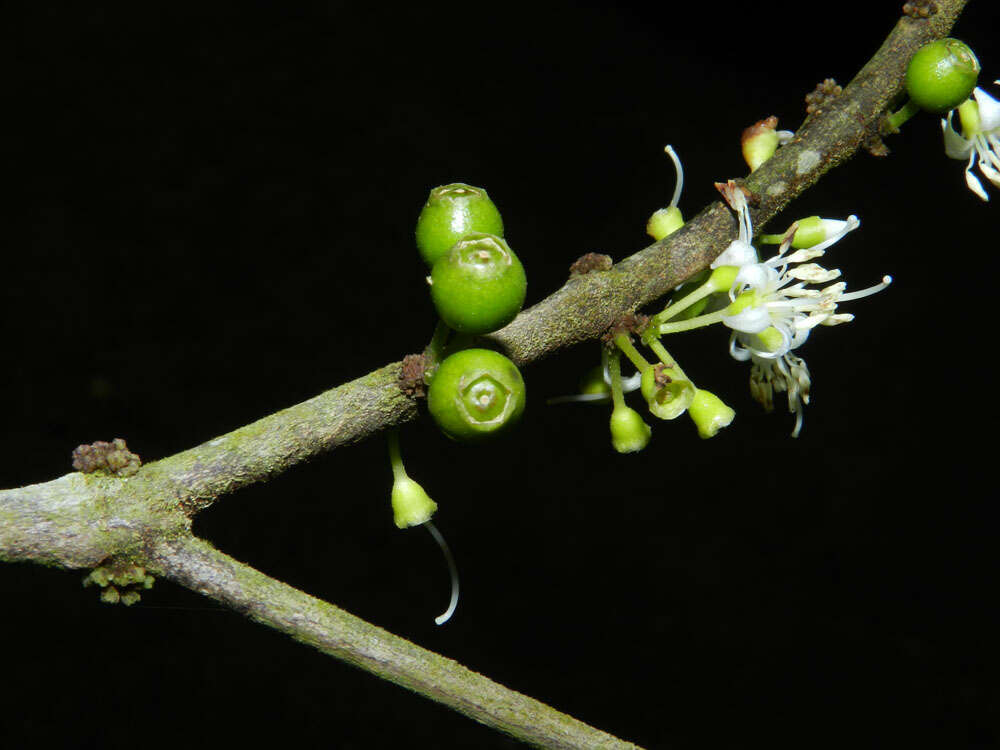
[415,184,527,443]
[388,184,531,625]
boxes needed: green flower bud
[957,97,981,137]
[430,232,527,335]
[609,404,652,453]
[725,290,759,317]
[640,364,695,420]
[687,389,735,439]
[905,38,980,114]
[427,348,526,442]
[706,265,739,293]
[646,206,684,241]
[741,116,782,172]
[391,476,439,529]
[579,365,611,397]
[416,183,504,267]
[755,326,785,354]
[789,216,826,249]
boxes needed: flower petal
[712,240,758,269]
[973,86,1000,132]
[733,263,774,291]
[723,304,771,333]
[728,333,752,361]
[977,148,1000,188]
[965,151,990,201]
[942,115,973,160]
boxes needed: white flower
[941,82,1000,201]
[722,215,888,360]
[722,217,890,437]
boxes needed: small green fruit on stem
[427,348,526,442]
[416,183,504,267]
[430,232,527,335]
[905,38,980,114]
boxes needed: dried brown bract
[399,353,429,398]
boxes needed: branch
[146,532,642,750]
[0,2,968,747]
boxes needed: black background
[3,2,999,748]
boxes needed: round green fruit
[905,38,980,114]
[430,232,526,335]
[415,183,504,267]
[427,348,526,442]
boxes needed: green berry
[416,183,504,267]
[905,38,980,114]
[430,232,527,335]
[427,348,526,442]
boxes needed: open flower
[942,81,1000,200]
[721,218,890,436]
[722,215,881,360]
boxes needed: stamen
[664,145,684,209]
[838,275,892,302]
[424,520,459,626]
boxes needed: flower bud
[579,365,612,397]
[755,326,786,354]
[609,404,652,453]
[706,264,739,293]
[741,116,781,171]
[687,389,736,439]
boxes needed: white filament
[664,145,684,209]
[424,520,459,626]
[838,275,893,302]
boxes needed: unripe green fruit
[416,183,504,267]
[430,232,527,335]
[427,348,526,442]
[905,38,980,114]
